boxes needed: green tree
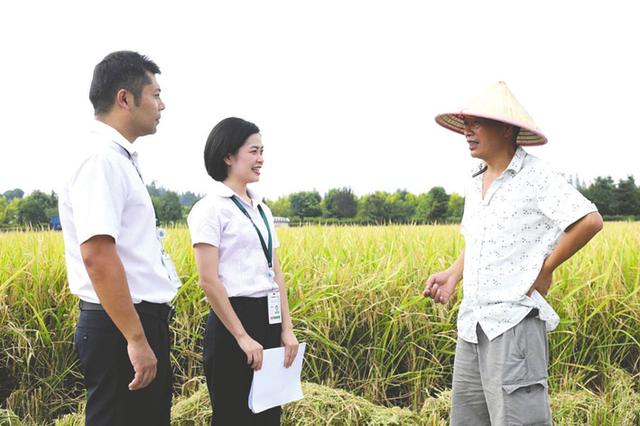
[427,187,450,222]
[3,188,24,201]
[0,196,7,225]
[152,191,183,223]
[613,176,640,216]
[386,190,416,223]
[147,181,167,198]
[358,191,391,223]
[3,198,21,226]
[447,193,465,222]
[266,196,292,217]
[17,191,58,226]
[323,187,358,218]
[415,187,449,223]
[414,193,429,222]
[290,191,322,218]
[180,191,201,208]
[582,176,615,216]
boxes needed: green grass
[1,223,639,424]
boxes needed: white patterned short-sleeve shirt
[459,146,597,343]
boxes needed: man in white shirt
[423,82,603,425]
[59,51,179,426]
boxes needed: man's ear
[502,124,514,139]
[115,89,132,110]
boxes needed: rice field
[0,223,639,425]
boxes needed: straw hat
[435,81,547,146]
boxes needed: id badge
[161,252,182,288]
[157,227,181,288]
[267,290,282,324]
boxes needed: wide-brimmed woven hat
[435,81,547,146]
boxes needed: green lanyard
[230,195,273,268]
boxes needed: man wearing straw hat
[423,81,603,425]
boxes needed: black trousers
[203,297,282,426]
[74,307,173,426]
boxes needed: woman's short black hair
[204,117,260,181]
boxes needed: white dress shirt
[459,146,597,343]
[188,182,280,298]
[59,120,179,304]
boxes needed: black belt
[79,300,174,322]
[525,308,539,319]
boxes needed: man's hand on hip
[528,267,553,297]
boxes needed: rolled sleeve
[537,170,598,231]
[69,154,126,244]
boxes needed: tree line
[266,187,462,224]
[1,175,638,228]
[578,176,640,220]
[0,184,200,229]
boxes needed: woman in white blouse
[187,117,298,425]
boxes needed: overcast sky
[1,1,638,200]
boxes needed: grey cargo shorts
[450,316,552,426]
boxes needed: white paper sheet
[248,342,306,413]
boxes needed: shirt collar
[506,146,527,174]
[211,182,263,205]
[471,146,527,177]
[91,120,137,156]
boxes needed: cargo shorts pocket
[501,379,552,426]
